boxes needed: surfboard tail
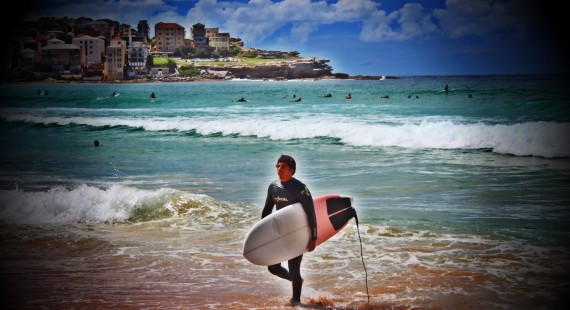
[325,196,356,231]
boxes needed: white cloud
[21,0,550,46]
[360,2,437,42]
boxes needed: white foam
[3,109,569,158]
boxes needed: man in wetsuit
[261,154,317,306]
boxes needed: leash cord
[353,209,370,303]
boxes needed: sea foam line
[3,113,569,158]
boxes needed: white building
[72,35,105,65]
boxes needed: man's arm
[261,186,274,219]
[298,184,317,251]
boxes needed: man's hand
[306,239,317,252]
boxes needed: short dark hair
[277,154,296,174]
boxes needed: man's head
[276,154,296,181]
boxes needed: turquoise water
[1,76,569,309]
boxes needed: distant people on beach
[236,97,248,102]
[346,93,352,100]
[150,92,156,99]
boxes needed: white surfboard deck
[243,194,354,266]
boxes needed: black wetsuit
[261,177,317,302]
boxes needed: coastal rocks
[196,58,334,80]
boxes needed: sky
[12,0,569,76]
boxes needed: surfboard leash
[351,208,370,303]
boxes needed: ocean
[1,75,569,309]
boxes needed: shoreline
[2,75,395,85]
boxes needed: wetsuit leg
[268,263,292,281]
[288,254,304,302]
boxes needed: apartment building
[154,22,185,53]
[209,33,230,51]
[7,15,242,81]
[118,24,133,37]
[124,35,150,78]
[105,37,126,81]
[191,23,207,47]
[72,35,105,65]
[205,27,219,39]
[40,38,82,73]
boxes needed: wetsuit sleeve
[298,185,317,240]
[261,185,274,219]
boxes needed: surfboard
[243,194,356,266]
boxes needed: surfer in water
[261,154,317,306]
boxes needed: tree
[146,54,154,69]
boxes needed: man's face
[276,162,293,181]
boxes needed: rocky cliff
[196,58,335,79]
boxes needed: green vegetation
[178,65,201,77]
[152,57,177,68]
[241,50,258,58]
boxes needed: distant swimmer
[324,93,332,98]
[112,92,117,97]
[346,93,352,100]
[94,140,100,147]
[444,84,449,92]
[236,97,248,102]
[380,95,389,99]
[150,92,156,99]
[468,94,473,98]
[290,97,302,102]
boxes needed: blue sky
[15,0,567,76]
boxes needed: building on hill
[105,36,126,81]
[118,24,133,37]
[40,38,82,73]
[154,22,185,54]
[205,27,218,39]
[191,23,207,47]
[209,33,230,51]
[18,48,37,71]
[88,20,114,38]
[72,34,105,65]
[121,35,151,78]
